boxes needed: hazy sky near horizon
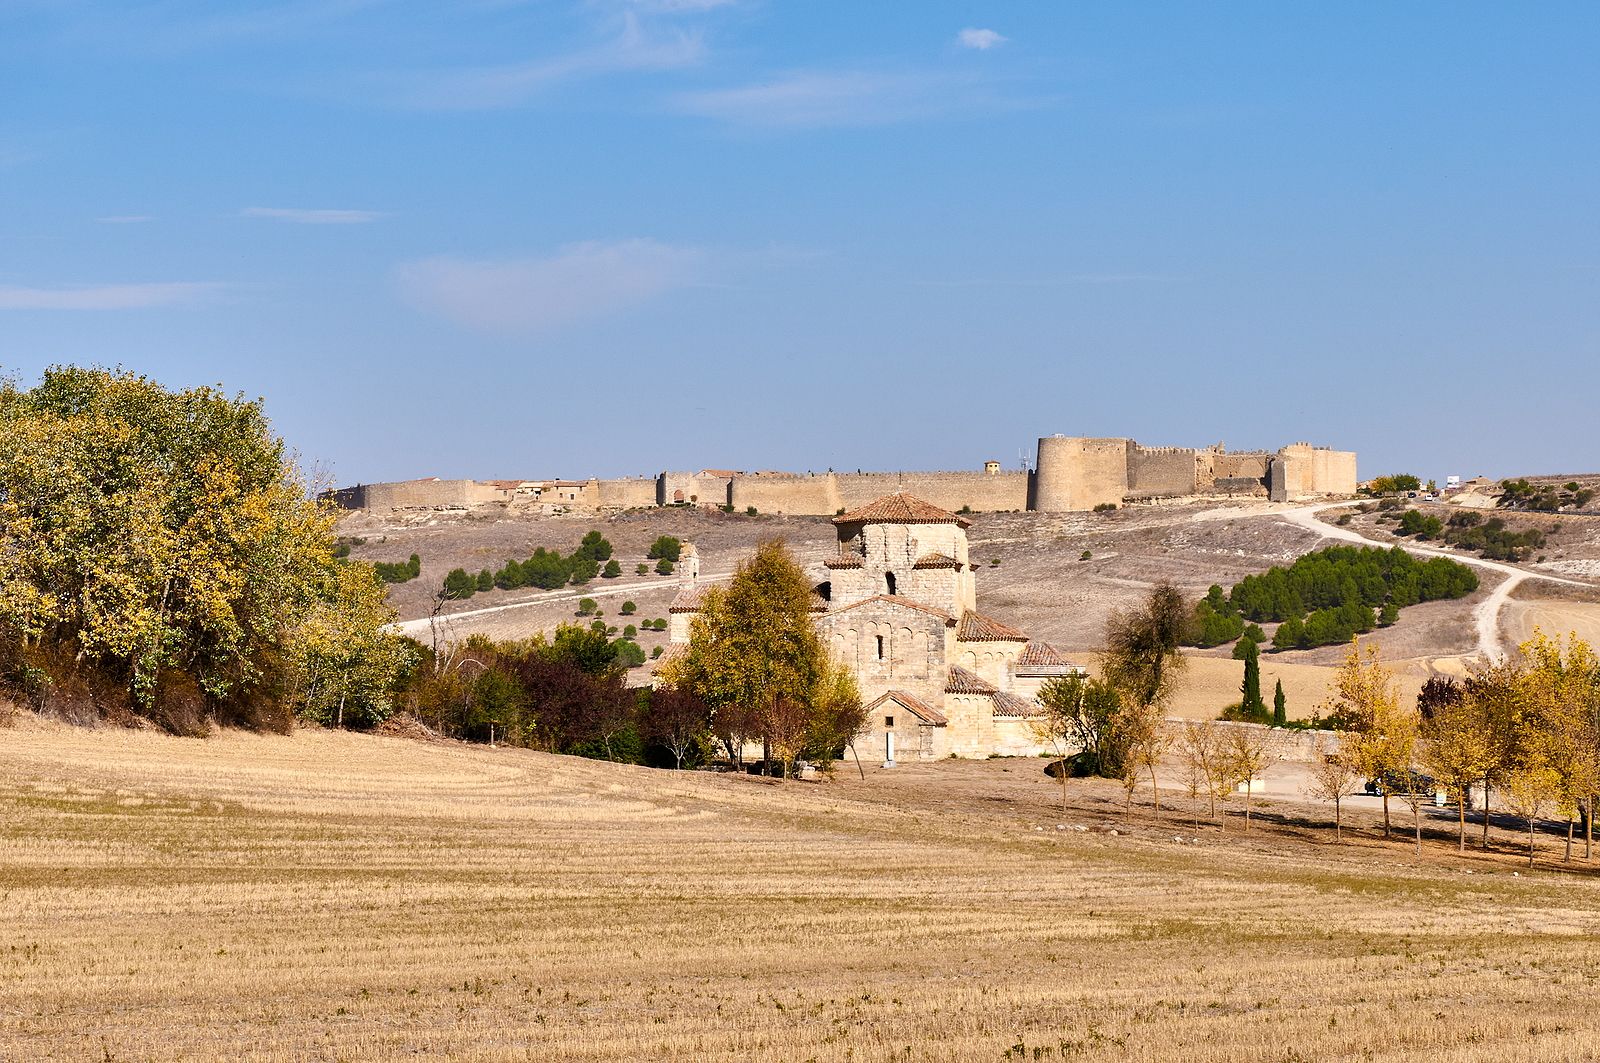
[2,1,1596,486]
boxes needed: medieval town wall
[594,477,657,509]
[829,471,1028,514]
[1032,437,1129,511]
[1125,446,1200,499]
[727,474,836,515]
[331,437,1354,515]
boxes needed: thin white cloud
[96,215,152,224]
[385,12,703,110]
[671,69,1018,128]
[243,206,384,224]
[0,282,223,310]
[396,239,702,333]
[956,27,1006,51]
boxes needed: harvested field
[6,720,1600,1061]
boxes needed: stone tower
[823,492,975,616]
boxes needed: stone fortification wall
[1278,444,1358,498]
[830,471,1027,514]
[355,479,478,510]
[728,474,836,515]
[1032,437,1129,511]
[1125,446,1200,499]
[726,470,1027,515]
[595,478,657,509]
[1209,451,1272,481]
[658,472,734,508]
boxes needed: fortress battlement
[329,436,1356,515]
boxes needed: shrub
[647,536,682,563]
[568,555,599,585]
[656,558,675,575]
[1367,474,1421,495]
[443,568,476,600]
[623,624,637,639]
[1079,550,1092,561]
[651,645,663,659]
[475,569,493,592]
[613,640,646,668]
[602,560,622,579]
[374,554,422,583]
[745,506,758,516]
[576,598,597,617]
[636,563,649,576]
[576,530,613,563]
[1093,502,1117,513]
[590,619,607,633]
[620,600,637,615]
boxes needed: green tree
[620,600,637,615]
[443,568,475,600]
[1272,679,1287,727]
[0,366,391,730]
[476,569,493,592]
[647,536,682,562]
[577,530,613,563]
[1238,639,1267,722]
[602,560,622,579]
[655,558,675,575]
[658,540,855,776]
[576,597,597,617]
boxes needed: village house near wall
[325,437,1357,516]
[665,493,1084,761]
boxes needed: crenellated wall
[330,438,1354,515]
[1125,446,1200,499]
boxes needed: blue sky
[2,2,1596,486]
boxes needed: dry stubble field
[6,720,1600,1062]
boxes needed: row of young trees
[0,367,414,734]
[1043,584,1600,866]
[1299,633,1600,865]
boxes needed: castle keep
[329,437,1355,516]
[667,493,1082,760]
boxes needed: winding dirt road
[1276,503,1593,660]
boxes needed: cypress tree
[1239,639,1266,721]
[1272,678,1287,727]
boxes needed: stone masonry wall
[1032,437,1129,511]
[1125,446,1200,499]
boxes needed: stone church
[667,492,1081,762]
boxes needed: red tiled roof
[832,492,971,528]
[824,595,953,623]
[1017,641,1078,670]
[809,591,828,612]
[824,554,864,568]
[866,690,948,726]
[990,691,1040,718]
[912,552,962,569]
[956,610,1028,642]
[669,584,708,613]
[946,666,997,695]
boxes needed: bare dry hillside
[6,720,1600,1062]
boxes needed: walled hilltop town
[328,435,1357,515]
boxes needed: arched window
[875,634,885,660]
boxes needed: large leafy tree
[660,539,859,775]
[0,366,402,730]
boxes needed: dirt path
[393,572,734,637]
[1276,503,1594,660]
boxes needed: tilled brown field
[6,720,1600,1062]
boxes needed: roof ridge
[832,492,972,528]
